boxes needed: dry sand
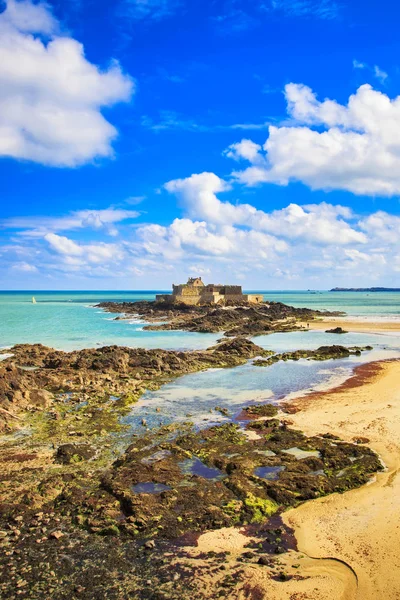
[189,359,400,600]
[305,317,400,333]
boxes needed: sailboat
[32,297,37,304]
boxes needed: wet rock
[254,345,372,367]
[242,404,278,418]
[49,530,64,540]
[326,327,348,334]
[258,556,273,566]
[215,406,229,417]
[0,337,276,430]
[55,444,97,465]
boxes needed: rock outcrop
[0,338,269,431]
[97,300,344,337]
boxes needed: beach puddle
[132,482,171,494]
[283,447,321,459]
[254,465,285,480]
[178,457,226,480]
[254,449,276,457]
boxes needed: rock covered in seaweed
[253,345,372,367]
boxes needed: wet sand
[190,359,400,599]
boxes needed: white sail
[32,297,36,304]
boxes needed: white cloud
[2,201,400,287]
[11,261,38,272]
[230,82,400,196]
[353,59,388,84]
[1,207,139,236]
[2,0,57,33]
[359,211,400,244]
[353,59,366,70]
[0,0,134,167]
[135,217,287,262]
[225,139,265,164]
[44,233,124,264]
[374,65,388,83]
[165,171,366,245]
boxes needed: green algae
[243,493,279,522]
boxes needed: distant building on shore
[156,277,263,306]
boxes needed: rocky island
[97,295,343,339]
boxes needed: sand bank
[306,317,400,333]
[190,359,400,599]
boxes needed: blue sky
[0,0,399,290]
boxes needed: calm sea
[0,290,399,351]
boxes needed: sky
[0,0,399,290]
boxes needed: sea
[0,289,399,352]
[1,290,399,432]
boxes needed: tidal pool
[132,482,171,494]
[178,457,226,480]
[283,447,321,460]
[254,466,285,480]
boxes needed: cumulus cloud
[165,171,366,245]
[359,211,400,244]
[2,198,400,287]
[0,0,134,167]
[45,233,124,264]
[135,217,287,263]
[230,82,400,196]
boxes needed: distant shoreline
[331,287,400,292]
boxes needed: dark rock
[96,299,344,337]
[55,444,97,464]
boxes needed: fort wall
[156,278,263,306]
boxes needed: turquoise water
[122,338,400,435]
[1,290,400,435]
[0,290,399,351]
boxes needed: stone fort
[156,277,263,306]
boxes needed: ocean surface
[0,289,399,352]
[1,290,400,431]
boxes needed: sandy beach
[187,359,400,599]
[306,317,400,333]
[280,359,400,599]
